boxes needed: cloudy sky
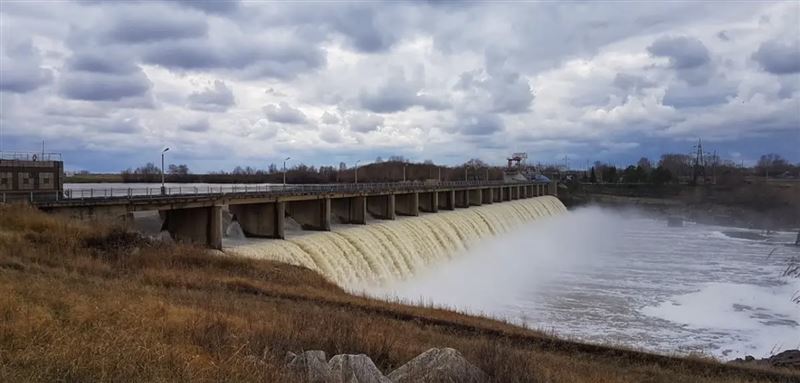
[1,1,798,172]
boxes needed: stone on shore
[387,347,488,383]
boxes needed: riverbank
[563,182,800,230]
[1,204,797,382]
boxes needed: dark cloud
[648,36,710,69]
[102,8,208,43]
[181,118,211,132]
[167,0,240,14]
[613,73,656,90]
[59,69,152,101]
[187,80,235,112]
[0,38,53,93]
[263,102,307,124]
[456,113,504,135]
[752,38,800,75]
[66,50,139,74]
[662,82,736,109]
[648,36,713,85]
[141,38,326,79]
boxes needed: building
[0,152,64,202]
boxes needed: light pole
[283,157,291,188]
[355,160,361,184]
[403,164,407,182]
[161,147,169,195]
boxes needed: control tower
[0,152,64,202]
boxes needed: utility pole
[283,157,291,188]
[161,147,170,195]
[355,160,361,184]
[403,164,407,182]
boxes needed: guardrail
[2,180,549,205]
[0,151,62,161]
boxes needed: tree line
[120,152,798,185]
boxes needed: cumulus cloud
[263,102,307,124]
[648,35,714,85]
[320,111,340,124]
[752,38,800,75]
[347,112,384,133]
[58,69,152,102]
[455,64,534,114]
[187,80,235,112]
[455,113,504,136]
[181,118,211,132]
[359,68,448,113]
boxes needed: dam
[34,180,558,250]
[231,196,566,286]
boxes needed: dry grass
[0,204,797,382]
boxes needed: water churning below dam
[229,196,567,286]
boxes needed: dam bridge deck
[29,180,557,250]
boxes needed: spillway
[229,196,567,287]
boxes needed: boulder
[388,348,488,383]
[327,354,391,383]
[286,350,333,383]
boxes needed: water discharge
[229,196,567,286]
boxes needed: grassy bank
[0,205,797,382]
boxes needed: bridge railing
[6,179,549,204]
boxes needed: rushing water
[375,207,800,359]
[224,200,799,359]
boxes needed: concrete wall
[330,196,367,224]
[395,192,419,216]
[1,160,64,202]
[162,206,222,249]
[286,199,331,230]
[229,202,284,238]
[367,194,395,220]
[468,189,482,206]
[437,190,455,210]
[493,187,502,202]
[419,191,438,213]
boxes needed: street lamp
[403,163,407,182]
[355,160,361,184]
[283,157,291,188]
[161,147,169,195]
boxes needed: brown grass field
[0,204,798,382]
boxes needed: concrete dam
[231,196,567,286]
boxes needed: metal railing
[3,180,549,205]
[0,151,63,161]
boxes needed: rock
[388,348,488,383]
[768,349,800,369]
[327,354,391,383]
[286,350,333,383]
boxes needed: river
[374,207,800,359]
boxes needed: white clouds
[0,0,797,171]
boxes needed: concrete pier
[437,190,455,210]
[419,191,438,213]
[367,194,396,220]
[330,196,367,224]
[455,190,469,208]
[493,187,502,202]
[482,188,493,204]
[162,206,222,249]
[229,202,285,238]
[286,199,331,231]
[468,189,482,206]
[395,192,419,216]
